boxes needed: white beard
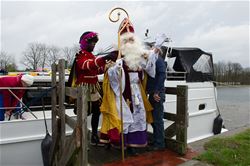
[120,33,148,71]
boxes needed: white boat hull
[147,81,221,143]
[0,81,223,165]
[0,110,76,166]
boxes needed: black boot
[127,147,138,156]
[90,134,104,146]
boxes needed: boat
[0,47,226,166]
[163,47,224,143]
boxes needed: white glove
[155,33,167,47]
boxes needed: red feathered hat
[118,18,134,35]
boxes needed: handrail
[167,71,187,74]
[166,71,187,80]
[0,87,51,90]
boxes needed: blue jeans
[0,94,5,121]
[0,94,21,121]
[149,92,165,148]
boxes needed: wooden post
[50,59,89,165]
[164,86,188,155]
[176,85,188,155]
[50,63,58,165]
[76,86,88,166]
[58,59,66,157]
[51,63,57,137]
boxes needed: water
[217,86,250,130]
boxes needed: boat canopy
[167,47,214,82]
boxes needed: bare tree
[0,51,17,71]
[47,46,61,67]
[0,51,12,69]
[72,44,80,54]
[226,61,234,84]
[231,63,243,84]
[38,44,50,71]
[241,68,250,85]
[216,61,227,83]
[214,61,249,85]
[62,44,79,68]
[6,63,18,72]
[21,43,45,70]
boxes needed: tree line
[213,61,250,85]
[0,42,79,72]
[0,51,17,72]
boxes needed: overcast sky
[1,0,249,69]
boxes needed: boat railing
[0,104,74,111]
[0,87,51,90]
[166,71,187,81]
[0,86,54,119]
[0,85,75,117]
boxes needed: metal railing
[166,71,187,81]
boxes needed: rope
[42,95,49,134]
[7,89,38,119]
[212,83,226,129]
[213,85,221,115]
[13,86,55,117]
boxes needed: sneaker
[90,134,105,146]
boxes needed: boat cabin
[166,47,214,82]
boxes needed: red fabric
[100,133,110,144]
[108,128,120,144]
[100,128,120,145]
[119,18,134,35]
[0,75,25,110]
[75,50,105,84]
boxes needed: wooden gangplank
[49,59,88,166]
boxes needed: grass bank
[196,128,250,166]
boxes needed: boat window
[166,57,186,81]
[193,54,213,73]
[199,104,206,110]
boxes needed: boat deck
[89,145,198,166]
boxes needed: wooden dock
[89,146,198,166]
[49,59,189,166]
